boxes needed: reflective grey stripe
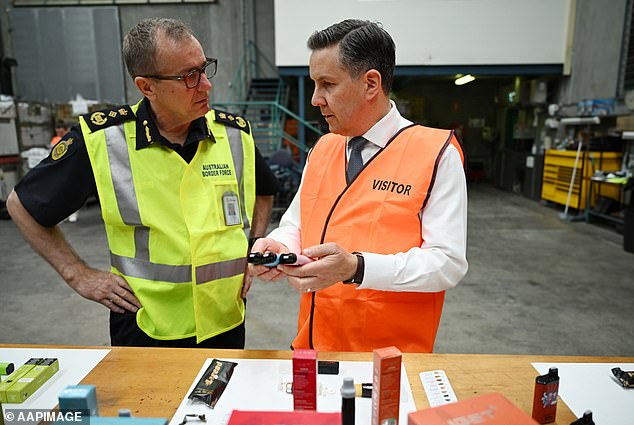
[111,253,245,284]
[104,125,150,261]
[134,227,150,261]
[196,257,247,284]
[226,126,250,238]
[111,252,192,283]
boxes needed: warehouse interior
[1,0,634,422]
[0,0,633,352]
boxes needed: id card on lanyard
[222,191,242,226]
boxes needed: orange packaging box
[371,346,402,425]
[408,392,538,425]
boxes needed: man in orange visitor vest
[250,19,468,353]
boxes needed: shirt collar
[134,98,213,150]
[347,100,412,149]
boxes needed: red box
[228,410,340,424]
[408,393,538,425]
[292,349,317,410]
[372,346,402,425]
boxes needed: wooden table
[3,345,633,424]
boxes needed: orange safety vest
[295,124,464,353]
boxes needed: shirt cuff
[355,252,393,290]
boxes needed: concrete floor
[1,183,633,356]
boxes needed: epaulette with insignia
[213,109,251,135]
[81,105,135,133]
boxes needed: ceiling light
[455,74,475,86]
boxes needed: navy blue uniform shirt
[16,98,280,226]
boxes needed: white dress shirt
[268,101,468,292]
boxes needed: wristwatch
[343,252,364,284]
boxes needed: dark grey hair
[122,18,195,78]
[307,19,395,95]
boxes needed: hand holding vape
[247,252,314,267]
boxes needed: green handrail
[229,41,284,103]
[214,101,322,136]
[213,100,323,165]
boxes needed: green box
[0,358,43,403]
[6,358,59,403]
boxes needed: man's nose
[311,88,324,107]
[198,73,212,91]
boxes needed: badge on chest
[222,191,242,226]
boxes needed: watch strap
[343,252,364,284]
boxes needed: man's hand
[241,263,253,298]
[278,242,357,293]
[71,267,142,314]
[248,238,290,282]
[6,190,142,314]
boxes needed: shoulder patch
[81,105,135,133]
[213,109,251,135]
[50,136,76,161]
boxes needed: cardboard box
[17,102,52,124]
[6,358,59,403]
[20,125,53,148]
[372,346,402,425]
[292,349,317,411]
[0,118,19,155]
[617,115,634,131]
[408,393,538,425]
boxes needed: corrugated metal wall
[11,7,125,104]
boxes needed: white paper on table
[532,362,634,425]
[168,358,416,425]
[0,348,110,423]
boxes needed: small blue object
[263,255,280,267]
[58,385,99,417]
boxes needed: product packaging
[292,349,317,410]
[371,346,401,425]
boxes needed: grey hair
[307,19,395,95]
[122,18,195,78]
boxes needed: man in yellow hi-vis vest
[7,18,279,348]
[251,20,468,353]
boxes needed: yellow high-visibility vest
[81,100,255,343]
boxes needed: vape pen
[570,410,594,425]
[532,367,559,424]
[341,377,355,425]
[0,362,14,376]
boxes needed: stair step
[251,78,280,84]
[248,88,279,94]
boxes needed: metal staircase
[214,42,322,165]
[213,42,323,215]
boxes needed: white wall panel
[274,0,572,67]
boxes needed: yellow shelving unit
[541,149,622,209]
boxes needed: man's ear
[364,69,383,99]
[134,76,156,99]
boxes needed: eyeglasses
[139,57,217,89]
